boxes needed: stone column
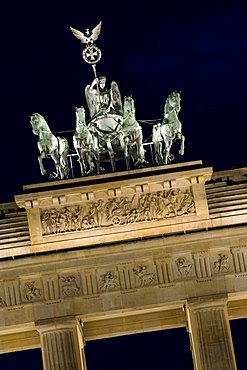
[186,294,237,370]
[36,318,87,370]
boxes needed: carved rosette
[40,188,195,235]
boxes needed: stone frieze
[40,188,195,235]
[0,246,243,308]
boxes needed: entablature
[14,161,212,255]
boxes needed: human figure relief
[99,271,119,291]
[60,276,80,296]
[132,265,156,286]
[213,254,229,273]
[175,258,193,278]
[23,281,41,301]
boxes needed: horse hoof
[49,172,58,180]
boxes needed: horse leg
[120,135,129,170]
[56,138,69,179]
[136,136,142,159]
[135,136,146,167]
[122,136,131,170]
[132,135,141,167]
[92,149,100,174]
[38,151,47,175]
[60,151,70,179]
[78,150,86,176]
[85,151,95,175]
[138,144,147,167]
[178,134,185,156]
[126,147,131,170]
[106,139,116,172]
[123,141,131,170]
[164,140,173,164]
[140,144,146,161]
[90,135,100,175]
[74,140,86,176]
[154,142,163,165]
[50,150,61,179]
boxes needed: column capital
[35,316,80,333]
[187,293,228,309]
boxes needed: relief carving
[59,276,80,296]
[132,265,156,286]
[213,254,229,273]
[23,281,41,301]
[175,258,193,278]
[0,298,6,307]
[40,188,195,235]
[98,271,120,291]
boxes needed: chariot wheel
[111,215,122,225]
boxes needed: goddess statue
[85,76,123,119]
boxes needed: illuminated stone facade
[1,161,247,369]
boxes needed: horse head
[75,106,86,126]
[167,91,181,113]
[30,113,45,135]
[123,96,135,120]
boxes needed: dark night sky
[2,0,247,203]
[1,0,247,368]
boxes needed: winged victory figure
[70,21,102,45]
[85,77,123,119]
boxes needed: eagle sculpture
[70,21,102,44]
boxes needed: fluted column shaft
[37,318,86,370]
[186,295,237,370]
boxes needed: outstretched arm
[89,77,99,93]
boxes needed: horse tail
[58,136,69,156]
[57,136,70,178]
